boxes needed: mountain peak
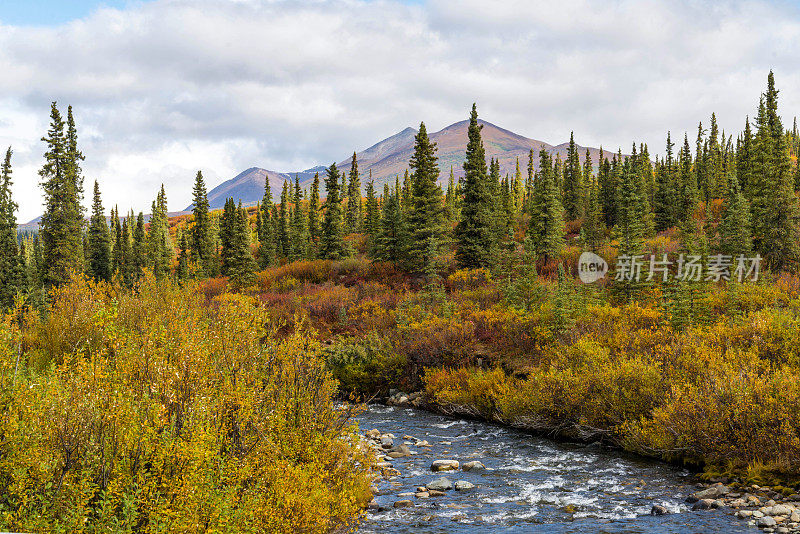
[195,120,618,210]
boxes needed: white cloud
[1,0,799,221]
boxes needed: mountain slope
[194,120,615,210]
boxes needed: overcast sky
[1,0,799,221]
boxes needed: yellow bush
[0,275,372,533]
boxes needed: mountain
[195,119,614,210]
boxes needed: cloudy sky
[1,0,799,221]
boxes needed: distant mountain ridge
[194,120,614,210]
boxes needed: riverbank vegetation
[0,275,372,532]
[1,70,800,528]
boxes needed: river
[356,404,755,533]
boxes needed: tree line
[0,71,797,307]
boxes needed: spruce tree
[39,102,84,286]
[190,170,212,274]
[345,152,362,233]
[737,117,754,201]
[219,198,236,275]
[654,132,678,230]
[581,173,605,252]
[177,232,190,281]
[307,173,321,259]
[0,147,23,307]
[119,213,133,286]
[227,201,255,288]
[750,72,800,271]
[147,185,172,278]
[87,181,112,282]
[363,178,380,252]
[562,132,583,220]
[445,167,458,223]
[278,181,290,258]
[374,182,409,264]
[529,148,565,263]
[597,148,616,228]
[455,104,495,268]
[290,175,308,260]
[513,157,525,215]
[407,122,445,273]
[132,213,147,279]
[320,163,346,260]
[612,154,649,301]
[718,172,752,257]
[259,175,275,267]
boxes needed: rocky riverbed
[357,396,759,533]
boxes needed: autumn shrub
[324,334,409,397]
[22,274,115,370]
[623,352,800,473]
[0,275,372,533]
[446,268,492,291]
[300,284,358,324]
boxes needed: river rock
[694,485,730,500]
[426,477,453,491]
[428,489,446,497]
[393,499,413,509]
[691,499,715,510]
[462,461,486,472]
[381,467,400,478]
[772,504,792,516]
[431,459,460,472]
[380,436,394,449]
[753,510,765,518]
[367,429,381,439]
[791,511,800,522]
[415,492,430,499]
[650,505,669,515]
[738,510,753,518]
[415,440,431,447]
[758,516,778,528]
[454,480,475,491]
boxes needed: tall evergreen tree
[147,185,172,278]
[39,102,84,286]
[227,201,255,288]
[612,154,650,301]
[407,122,445,272]
[529,148,565,263]
[290,175,308,260]
[320,163,346,260]
[307,173,321,259]
[259,175,275,267]
[718,172,752,257]
[190,170,212,274]
[654,132,679,230]
[597,149,616,228]
[581,172,605,252]
[0,148,23,307]
[219,198,236,275]
[562,132,584,220]
[363,178,380,252]
[345,152,362,234]
[87,181,112,282]
[132,213,147,279]
[374,182,409,264]
[278,181,290,258]
[455,104,495,268]
[749,72,800,270]
[177,232,190,281]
